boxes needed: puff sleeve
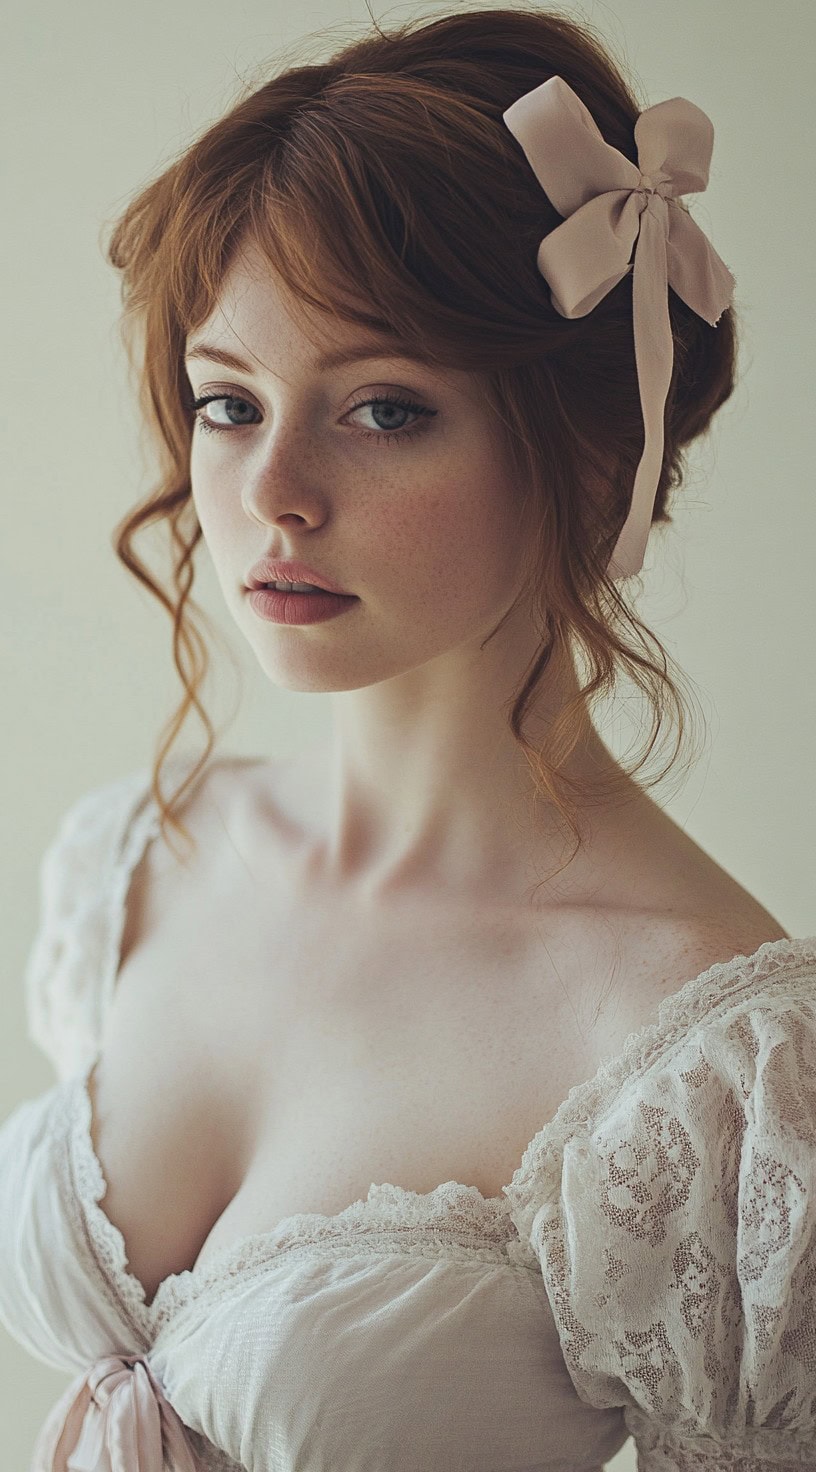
[23,768,159,1083]
[504,944,816,1471]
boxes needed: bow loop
[536,188,644,318]
[504,74,638,219]
[633,95,715,197]
[30,1354,202,1472]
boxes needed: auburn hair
[105,5,737,882]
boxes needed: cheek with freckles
[363,455,525,639]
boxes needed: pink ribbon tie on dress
[502,75,736,579]
[30,1354,202,1472]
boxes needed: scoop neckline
[66,932,816,1337]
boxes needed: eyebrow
[183,340,435,373]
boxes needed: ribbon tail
[139,1358,204,1471]
[158,1407,205,1472]
[608,208,674,578]
[30,1373,94,1472]
[106,1366,164,1471]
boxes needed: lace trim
[625,1403,816,1468]
[69,1063,535,1336]
[67,1069,156,1340]
[29,1081,150,1349]
[154,1222,543,1332]
[501,937,816,1240]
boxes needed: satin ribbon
[502,74,736,580]
[30,1354,202,1472]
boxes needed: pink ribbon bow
[502,74,736,580]
[30,1354,202,1472]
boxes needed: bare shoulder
[653,905,790,987]
[596,788,793,1021]
[608,902,793,1049]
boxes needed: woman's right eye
[190,394,260,434]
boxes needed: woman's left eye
[187,391,438,446]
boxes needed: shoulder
[612,787,791,979]
[27,763,162,951]
[610,899,793,1041]
[663,905,791,984]
[41,766,154,865]
[634,806,794,985]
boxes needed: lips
[246,558,352,595]
[262,581,324,593]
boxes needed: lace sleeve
[23,768,157,1083]
[507,964,816,1471]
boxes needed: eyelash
[187,389,437,447]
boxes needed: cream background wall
[2,0,814,1464]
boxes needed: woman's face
[185,237,534,694]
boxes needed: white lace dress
[0,759,814,1471]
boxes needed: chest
[87,841,640,1305]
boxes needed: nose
[241,422,331,530]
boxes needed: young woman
[1,8,813,1471]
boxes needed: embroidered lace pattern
[502,943,816,1471]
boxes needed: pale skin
[82,233,788,1308]
[185,234,655,912]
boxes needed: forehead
[187,238,400,365]
[192,240,331,348]
[184,238,483,399]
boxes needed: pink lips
[246,557,351,596]
[248,586,357,626]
